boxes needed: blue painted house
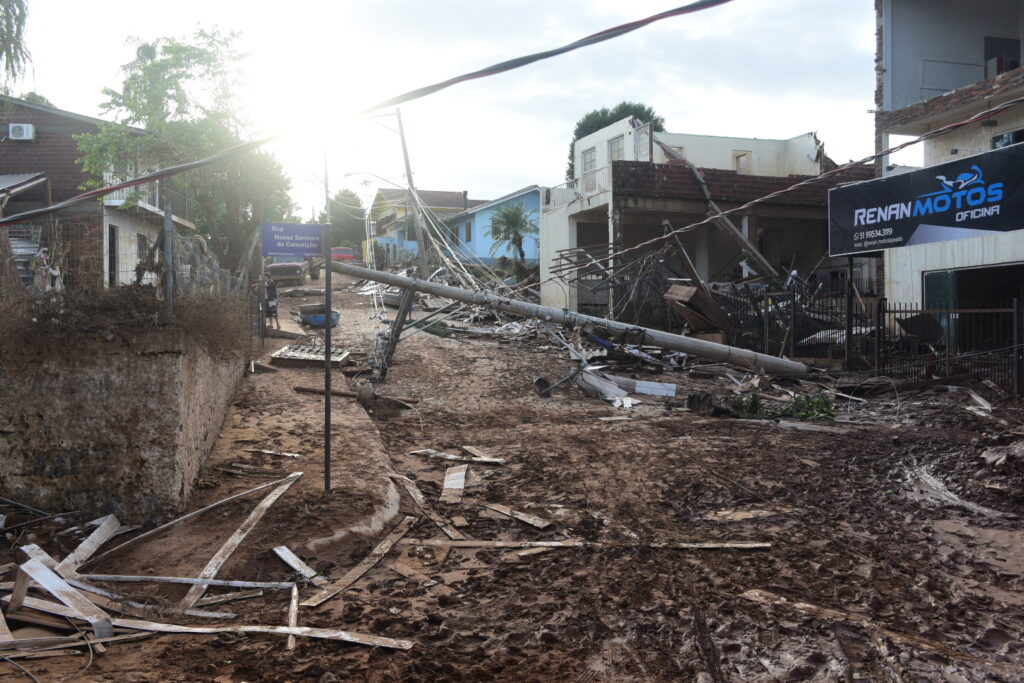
[443,185,542,266]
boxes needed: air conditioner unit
[8,123,35,141]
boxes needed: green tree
[0,0,28,84]
[0,0,29,300]
[75,30,294,272]
[317,189,367,247]
[565,101,665,180]
[18,91,53,107]
[487,202,537,274]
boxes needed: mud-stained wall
[0,329,242,523]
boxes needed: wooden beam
[112,617,413,650]
[81,575,293,590]
[55,515,121,578]
[272,546,329,588]
[16,559,113,638]
[301,516,416,608]
[387,473,468,540]
[179,473,303,608]
[85,473,304,569]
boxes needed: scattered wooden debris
[439,465,468,504]
[482,503,551,529]
[460,446,506,464]
[302,516,417,608]
[286,585,299,651]
[179,472,303,608]
[110,618,413,650]
[964,405,1010,426]
[399,539,771,550]
[294,385,419,404]
[273,546,329,587]
[409,448,504,464]
[242,448,304,459]
[81,575,294,590]
[387,473,469,540]
[195,589,264,607]
[84,474,304,569]
[12,558,114,638]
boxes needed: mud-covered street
[6,276,1022,682]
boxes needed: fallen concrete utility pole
[331,262,809,375]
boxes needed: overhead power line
[364,0,735,112]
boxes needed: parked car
[266,260,309,286]
[331,246,356,262]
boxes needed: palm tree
[0,0,29,82]
[487,202,538,272]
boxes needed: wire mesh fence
[1,209,263,357]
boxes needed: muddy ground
[8,276,1024,681]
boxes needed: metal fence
[741,279,1024,393]
[866,299,1021,391]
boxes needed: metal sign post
[323,228,332,493]
[260,222,329,491]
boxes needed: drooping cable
[364,0,735,112]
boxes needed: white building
[541,116,869,321]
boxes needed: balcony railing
[544,166,611,210]
[104,179,193,222]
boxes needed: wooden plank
[439,465,468,504]
[301,516,416,608]
[272,546,329,587]
[19,544,56,570]
[387,473,468,540]
[85,473,304,569]
[0,606,11,643]
[81,574,294,590]
[195,589,264,608]
[242,448,304,459]
[482,503,551,529]
[110,617,414,650]
[286,585,298,651]
[399,539,771,550]
[390,562,437,587]
[17,559,113,638]
[21,632,153,654]
[179,472,303,608]
[0,635,83,651]
[55,515,121,578]
[460,446,506,464]
[65,579,237,620]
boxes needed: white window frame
[733,150,752,175]
[607,135,625,162]
[581,147,597,174]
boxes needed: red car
[331,247,355,261]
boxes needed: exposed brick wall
[611,161,876,207]
[0,99,102,202]
[877,66,1024,133]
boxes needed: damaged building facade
[873,0,1024,307]
[0,94,194,289]
[540,116,875,328]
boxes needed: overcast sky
[15,0,893,216]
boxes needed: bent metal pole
[332,263,809,375]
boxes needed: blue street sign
[261,223,324,258]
